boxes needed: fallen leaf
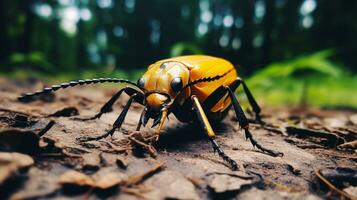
[0,129,39,154]
[92,167,127,189]
[82,152,101,171]
[59,167,128,190]
[324,116,349,128]
[143,170,200,200]
[0,152,34,184]
[59,170,94,187]
[207,173,258,193]
[343,186,357,198]
[286,126,345,147]
[10,168,58,200]
[125,162,164,186]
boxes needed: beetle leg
[202,78,262,123]
[237,78,262,123]
[74,87,143,121]
[192,95,238,170]
[78,94,138,142]
[74,89,125,121]
[154,108,167,141]
[226,87,283,157]
[136,111,144,131]
[202,80,240,111]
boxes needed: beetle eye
[170,77,183,93]
[137,78,145,88]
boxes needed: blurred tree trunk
[278,0,301,58]
[0,1,9,63]
[77,19,87,69]
[241,0,255,73]
[49,1,60,69]
[77,0,87,69]
[21,0,35,54]
[262,0,275,67]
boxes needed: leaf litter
[0,78,356,199]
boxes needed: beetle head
[137,61,190,124]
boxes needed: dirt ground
[0,78,356,200]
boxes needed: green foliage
[170,42,203,57]
[8,51,53,72]
[249,50,343,86]
[245,50,356,108]
[244,75,357,108]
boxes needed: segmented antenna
[18,78,139,102]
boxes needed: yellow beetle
[19,55,283,170]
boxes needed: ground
[0,78,356,200]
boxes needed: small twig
[315,169,356,200]
[129,137,157,158]
[38,120,55,137]
[338,141,357,151]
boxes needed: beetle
[19,55,283,170]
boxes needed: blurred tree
[1,0,357,75]
[21,0,35,54]
[262,0,275,67]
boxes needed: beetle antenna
[18,78,141,102]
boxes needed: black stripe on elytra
[182,68,233,90]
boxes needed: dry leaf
[82,152,101,171]
[0,152,34,184]
[343,186,357,198]
[59,170,94,187]
[207,173,258,193]
[143,170,200,200]
[93,169,127,189]
[0,129,40,154]
[10,168,58,200]
[59,167,128,190]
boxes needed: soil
[0,78,356,200]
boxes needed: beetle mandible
[19,55,283,170]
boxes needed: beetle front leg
[154,108,167,141]
[75,89,125,121]
[226,87,283,157]
[74,87,142,121]
[192,95,238,170]
[78,94,138,142]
